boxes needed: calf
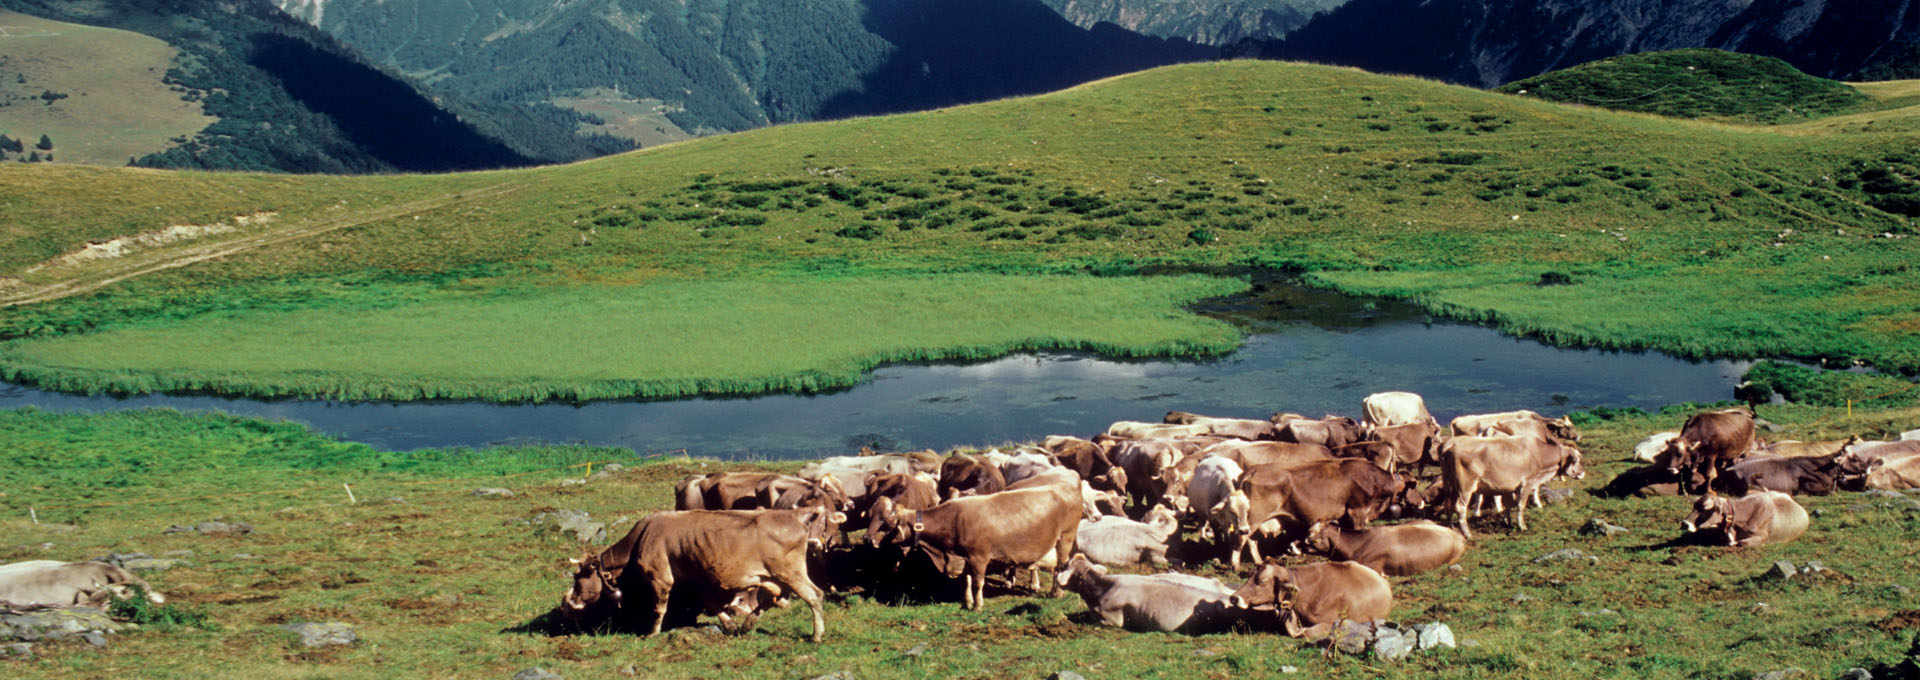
[1681,491,1808,547]
[938,453,1008,501]
[1075,505,1180,567]
[1297,521,1465,576]
[1229,561,1392,639]
[0,560,165,608]
[1056,554,1239,633]
[1441,434,1584,538]
[1185,456,1245,537]
[868,485,1083,610]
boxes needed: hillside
[1496,50,1872,124]
[0,61,1917,402]
[0,9,214,166]
[268,0,1215,144]
[0,0,610,172]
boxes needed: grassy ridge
[0,274,1244,402]
[1496,49,1872,124]
[3,405,1920,678]
[0,9,214,166]
[2,61,1919,398]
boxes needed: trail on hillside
[0,184,520,308]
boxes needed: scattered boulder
[3,642,29,658]
[513,669,563,680]
[1371,624,1416,662]
[590,463,626,480]
[1049,672,1087,680]
[1532,549,1599,565]
[1539,487,1576,505]
[1803,560,1828,574]
[807,673,854,680]
[1414,622,1456,650]
[1766,561,1798,580]
[903,642,927,657]
[1510,592,1537,604]
[122,558,188,572]
[518,510,607,544]
[1841,668,1872,680]
[1579,518,1630,537]
[82,631,108,647]
[1279,666,1299,674]
[1331,620,1376,655]
[0,607,126,642]
[473,488,515,499]
[281,622,357,648]
[164,520,252,536]
[1751,669,1803,680]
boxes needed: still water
[0,281,1747,459]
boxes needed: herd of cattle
[555,393,1920,641]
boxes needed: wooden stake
[29,507,38,525]
[343,483,357,505]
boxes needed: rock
[1751,669,1803,680]
[164,520,252,536]
[1279,666,1299,674]
[0,607,125,642]
[806,673,854,680]
[903,642,927,657]
[520,510,607,544]
[1841,668,1872,680]
[1414,622,1456,650]
[1579,518,1630,537]
[1802,560,1827,574]
[1755,419,1784,433]
[3,642,29,658]
[1532,549,1599,565]
[1751,602,1772,614]
[590,463,626,479]
[1049,672,1087,680]
[512,668,563,680]
[472,488,514,498]
[1578,609,1618,617]
[82,631,108,647]
[618,665,637,677]
[1766,561,1798,580]
[233,553,260,560]
[381,497,407,505]
[1890,585,1912,597]
[559,479,586,487]
[1510,593,1536,604]
[1371,625,1416,662]
[122,558,188,572]
[280,622,357,648]
[1331,619,1376,655]
[1539,487,1576,505]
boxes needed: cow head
[1299,522,1337,556]
[1662,440,1699,476]
[1546,417,1581,442]
[797,507,848,552]
[865,497,920,551]
[1229,563,1296,612]
[1681,493,1732,535]
[807,474,854,512]
[1204,490,1252,544]
[1090,466,1128,499]
[561,552,622,619]
[1558,445,1587,480]
[1054,554,1107,594]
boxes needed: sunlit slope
[0,9,214,165]
[2,60,1917,372]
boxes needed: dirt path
[0,183,521,308]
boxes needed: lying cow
[1056,554,1239,633]
[562,508,840,640]
[1716,454,1858,496]
[1441,434,1584,538]
[1075,505,1180,567]
[1229,561,1392,638]
[1296,521,1465,576]
[1680,491,1808,547]
[1163,411,1280,440]
[1449,410,1580,443]
[1362,391,1432,428]
[1107,421,1212,440]
[868,484,1082,610]
[0,560,165,608]
[1864,452,1920,490]
[1632,432,1680,463]
[1757,437,1857,459]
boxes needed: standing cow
[1363,391,1432,428]
[1663,408,1757,494]
[868,485,1083,610]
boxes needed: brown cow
[1863,450,1920,490]
[562,508,842,640]
[1229,459,1403,570]
[856,472,938,521]
[1109,438,1186,509]
[1044,435,1129,496]
[1344,420,1442,475]
[938,453,1007,501]
[1663,408,1756,493]
[1200,440,1335,471]
[1756,437,1858,459]
[1681,491,1809,547]
[1441,434,1584,538]
[1716,454,1860,496]
[1449,410,1580,443]
[674,472,849,512]
[868,485,1083,610]
[1163,411,1282,440]
[1229,561,1392,638]
[1297,521,1466,576]
[1277,416,1365,450]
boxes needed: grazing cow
[1229,561,1392,639]
[1044,436,1128,496]
[938,453,1008,501]
[1717,454,1856,496]
[801,451,941,498]
[1107,421,1211,440]
[1277,416,1366,450]
[1056,554,1240,633]
[1363,391,1432,428]
[0,560,165,608]
[1680,491,1808,547]
[1185,456,1245,537]
[1663,408,1757,493]
[1756,437,1857,459]
[1347,420,1442,475]
[1075,505,1180,567]
[1297,521,1466,576]
[561,508,841,641]
[1450,410,1580,443]
[1229,459,1403,569]
[1633,432,1681,463]
[1441,434,1584,538]
[867,485,1083,610]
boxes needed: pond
[0,279,1747,459]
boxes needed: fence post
[1847,399,1853,418]
[29,507,38,525]
[343,483,357,505]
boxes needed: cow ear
[1227,594,1249,609]
[912,522,926,532]
[830,512,847,525]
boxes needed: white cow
[1075,505,1180,566]
[1363,391,1432,428]
[0,560,164,608]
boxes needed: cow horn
[1682,520,1697,533]
[568,558,583,566]
[1227,595,1249,609]
[830,512,848,525]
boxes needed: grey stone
[473,488,514,498]
[1049,672,1087,680]
[806,673,854,680]
[590,463,626,479]
[1579,518,1630,537]
[1751,669,1803,680]
[3,642,29,658]
[521,510,606,544]
[1766,561,1798,580]
[618,665,638,677]
[1331,620,1375,655]
[1891,585,1913,597]
[280,622,356,648]
[1803,560,1828,574]
[122,558,188,572]
[1532,549,1599,565]
[1579,609,1618,617]
[1755,419,1784,433]
[1539,487,1576,505]
[93,552,150,568]
[381,497,407,505]
[1371,625,1416,662]
[82,631,108,647]
[512,668,563,680]
[1841,668,1873,680]
[1414,622,1456,650]
[1,607,124,642]
[1279,666,1299,674]
[233,553,260,560]
[1751,602,1772,614]
[1510,593,1536,604]
[559,479,587,487]
[903,642,927,657]
[164,521,252,536]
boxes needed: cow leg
[646,573,674,636]
[1453,481,1477,539]
[1513,485,1534,532]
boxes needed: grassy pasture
[0,9,213,165]
[0,274,1245,402]
[0,61,1917,400]
[3,403,1920,679]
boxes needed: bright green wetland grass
[0,274,1244,401]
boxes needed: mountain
[0,0,622,172]
[1255,0,1920,87]
[1038,0,1345,44]
[267,0,1216,145]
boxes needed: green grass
[0,9,214,165]
[1496,49,1873,123]
[2,60,1918,400]
[0,273,1243,402]
[4,404,1920,679]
